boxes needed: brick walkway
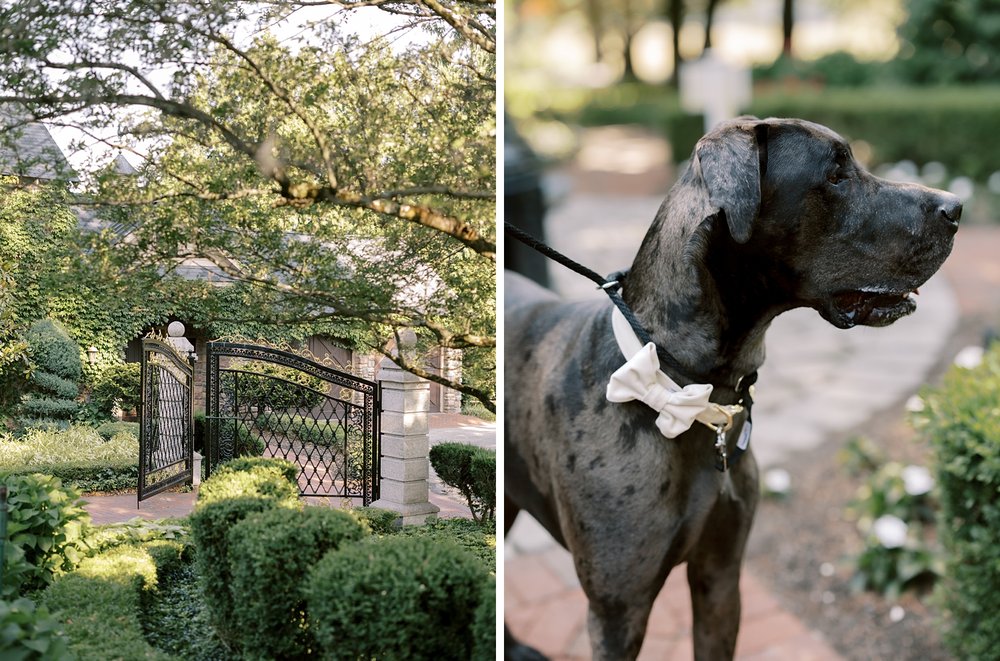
[83,413,490,524]
[506,545,841,660]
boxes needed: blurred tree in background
[894,0,1000,83]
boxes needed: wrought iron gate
[138,337,194,502]
[205,342,381,505]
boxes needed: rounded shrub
[197,457,300,505]
[94,421,139,442]
[918,346,1000,659]
[90,362,141,416]
[189,457,302,646]
[189,497,298,646]
[471,576,496,661]
[228,506,368,659]
[429,442,496,522]
[305,535,488,660]
[25,319,81,382]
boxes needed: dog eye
[827,170,848,185]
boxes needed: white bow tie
[606,307,733,438]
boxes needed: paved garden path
[83,413,494,524]
[504,125,986,660]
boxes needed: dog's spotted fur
[505,117,959,660]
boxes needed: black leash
[504,221,692,380]
[504,220,757,472]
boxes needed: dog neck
[624,198,789,395]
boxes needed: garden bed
[744,317,987,660]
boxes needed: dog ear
[695,120,766,244]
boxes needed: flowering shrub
[849,462,941,597]
[918,345,1000,659]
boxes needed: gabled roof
[0,105,75,181]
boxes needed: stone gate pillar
[370,331,439,526]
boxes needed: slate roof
[0,105,75,180]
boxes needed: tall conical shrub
[18,319,82,428]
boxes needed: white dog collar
[606,307,743,439]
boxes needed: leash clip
[598,280,619,290]
[714,424,728,472]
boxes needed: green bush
[429,442,496,522]
[89,363,141,416]
[0,426,138,493]
[0,597,72,661]
[39,540,185,661]
[24,320,81,382]
[471,577,496,661]
[395,517,497,571]
[228,506,368,659]
[18,319,83,428]
[254,411,344,447]
[29,371,80,401]
[201,456,300,500]
[84,518,188,556]
[748,87,1000,181]
[18,397,80,420]
[352,506,400,534]
[306,535,488,660]
[226,359,327,411]
[235,423,266,457]
[190,458,301,645]
[94,421,139,442]
[918,345,1000,659]
[0,473,91,598]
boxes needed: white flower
[764,468,791,495]
[905,395,925,413]
[954,345,984,369]
[872,515,909,549]
[902,465,934,496]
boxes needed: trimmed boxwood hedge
[429,442,496,522]
[918,345,1000,659]
[305,535,490,660]
[39,540,186,661]
[228,506,368,659]
[189,457,302,647]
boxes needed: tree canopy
[0,0,497,409]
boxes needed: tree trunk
[704,0,720,51]
[668,0,684,87]
[585,0,604,62]
[782,0,794,56]
[622,0,637,81]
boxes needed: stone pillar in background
[370,331,439,526]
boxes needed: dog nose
[938,195,963,231]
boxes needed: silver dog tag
[715,425,728,472]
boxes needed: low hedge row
[562,83,1000,181]
[0,425,138,492]
[189,458,302,646]
[918,345,1000,659]
[39,540,187,661]
[430,442,496,522]
[191,457,495,659]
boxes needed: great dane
[505,117,960,660]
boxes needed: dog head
[693,117,959,328]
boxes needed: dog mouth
[822,288,919,328]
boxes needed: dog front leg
[586,598,654,661]
[686,473,758,660]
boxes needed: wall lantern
[86,346,98,365]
